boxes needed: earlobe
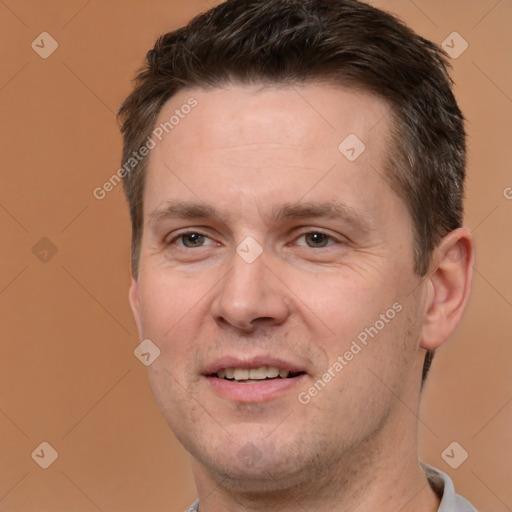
[420,227,475,351]
[129,278,142,338]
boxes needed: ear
[420,227,475,350]
[129,277,143,339]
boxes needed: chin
[211,457,308,494]
[192,434,317,491]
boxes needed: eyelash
[166,230,342,248]
[169,231,217,248]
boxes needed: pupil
[184,233,204,247]
[307,233,328,247]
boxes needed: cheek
[291,267,397,340]
[137,269,208,337]
[136,269,215,390]
[343,299,419,393]
[138,271,208,424]
[302,269,418,387]
[302,301,419,428]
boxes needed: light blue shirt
[187,463,477,511]
[421,463,478,512]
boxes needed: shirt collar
[421,462,478,512]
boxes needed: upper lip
[202,355,307,376]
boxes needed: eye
[295,231,337,248]
[170,232,216,248]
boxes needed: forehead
[145,84,394,217]
[156,83,389,154]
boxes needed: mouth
[202,357,308,402]
[210,366,306,383]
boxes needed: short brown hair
[118,0,466,383]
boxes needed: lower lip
[204,375,307,403]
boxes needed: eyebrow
[148,199,373,233]
[148,201,217,227]
[271,201,372,232]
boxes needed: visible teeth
[267,366,279,378]
[233,368,249,381]
[216,366,296,380]
[249,367,267,380]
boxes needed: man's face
[130,84,428,489]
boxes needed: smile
[214,366,305,382]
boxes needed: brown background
[0,1,511,510]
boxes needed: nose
[211,249,291,332]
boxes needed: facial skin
[129,84,474,511]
